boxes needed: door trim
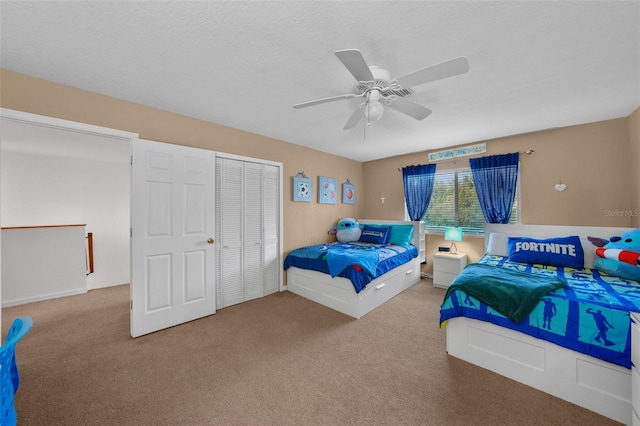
[0,108,138,141]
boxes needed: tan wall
[364,112,638,272]
[0,69,364,255]
[629,107,640,227]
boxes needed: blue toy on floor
[1,316,33,426]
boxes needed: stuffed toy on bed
[328,217,362,242]
[588,229,640,281]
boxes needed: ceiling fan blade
[335,49,374,82]
[343,107,364,130]
[395,57,469,89]
[293,93,358,109]
[386,97,432,120]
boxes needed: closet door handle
[207,238,214,244]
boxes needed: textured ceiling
[1,1,639,162]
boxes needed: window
[421,167,519,234]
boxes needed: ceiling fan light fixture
[364,100,384,123]
[364,89,384,124]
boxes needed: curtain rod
[398,150,534,170]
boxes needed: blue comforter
[440,254,640,368]
[284,242,418,293]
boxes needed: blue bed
[284,241,418,293]
[442,224,638,424]
[285,220,424,319]
[440,253,640,368]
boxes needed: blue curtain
[402,164,436,221]
[470,152,519,224]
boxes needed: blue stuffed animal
[328,217,362,242]
[588,229,640,281]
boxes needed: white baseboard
[2,287,88,308]
[88,281,129,290]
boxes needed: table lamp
[444,227,463,254]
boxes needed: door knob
[207,238,214,244]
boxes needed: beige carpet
[2,280,619,425]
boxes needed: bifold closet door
[215,157,280,309]
[263,164,280,296]
[243,161,264,302]
[216,157,244,308]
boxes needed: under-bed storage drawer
[354,259,420,318]
[286,257,422,319]
[356,261,421,317]
[633,366,640,425]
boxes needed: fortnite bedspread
[440,254,640,368]
[284,242,418,293]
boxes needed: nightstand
[433,252,467,289]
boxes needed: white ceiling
[1,1,639,162]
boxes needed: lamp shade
[444,227,463,242]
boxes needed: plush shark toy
[588,229,640,281]
[328,217,362,242]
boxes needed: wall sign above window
[428,143,486,163]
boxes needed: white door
[130,139,216,337]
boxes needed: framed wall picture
[292,176,312,202]
[318,176,337,204]
[342,180,356,204]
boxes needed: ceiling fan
[293,49,470,130]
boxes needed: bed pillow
[388,225,414,246]
[507,235,584,268]
[486,232,509,257]
[359,224,392,244]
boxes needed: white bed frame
[285,220,425,319]
[445,224,634,425]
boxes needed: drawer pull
[405,269,413,275]
[375,283,386,290]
